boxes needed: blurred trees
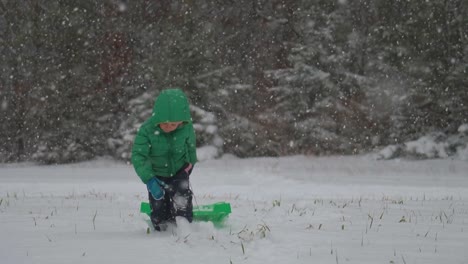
[0,0,466,163]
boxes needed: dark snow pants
[148,171,193,230]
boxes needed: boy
[131,89,197,231]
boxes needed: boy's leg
[148,191,172,231]
[171,175,193,223]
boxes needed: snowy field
[0,155,467,264]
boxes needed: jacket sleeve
[187,122,198,165]
[131,125,155,184]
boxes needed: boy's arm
[187,122,198,165]
[131,126,155,183]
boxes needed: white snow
[1,155,468,264]
[404,136,449,159]
[376,145,399,160]
[457,145,468,161]
[376,130,468,160]
[196,146,220,161]
[458,124,468,134]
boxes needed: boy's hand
[146,177,165,200]
[184,163,193,174]
[175,163,193,178]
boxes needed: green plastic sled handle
[140,201,231,225]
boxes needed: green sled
[140,201,231,226]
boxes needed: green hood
[152,89,191,124]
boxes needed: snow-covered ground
[1,155,467,264]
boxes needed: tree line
[1,0,467,163]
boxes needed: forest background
[1,0,467,164]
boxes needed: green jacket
[131,89,197,183]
